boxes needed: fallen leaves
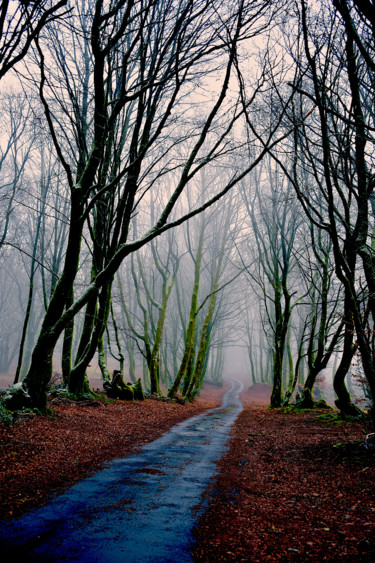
[2,382,374,561]
[0,383,226,520]
[192,388,375,561]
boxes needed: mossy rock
[131,379,145,401]
[295,390,332,411]
[314,398,332,409]
[2,383,32,411]
[104,371,134,401]
[318,410,368,425]
[0,404,13,425]
[117,385,134,401]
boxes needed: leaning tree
[4,0,296,410]
[286,0,375,415]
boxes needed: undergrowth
[317,411,369,425]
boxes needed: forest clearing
[1,381,374,561]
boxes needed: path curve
[0,379,243,562]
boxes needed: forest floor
[1,381,375,561]
[193,386,375,562]
[0,381,228,521]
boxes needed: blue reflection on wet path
[0,379,243,562]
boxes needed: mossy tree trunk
[283,326,294,404]
[147,239,179,395]
[333,295,361,415]
[8,1,279,412]
[186,294,215,399]
[168,227,204,398]
[97,335,112,386]
[106,304,126,378]
[19,200,86,408]
[284,314,308,403]
[186,233,225,398]
[62,288,74,385]
[68,278,113,396]
[270,254,292,408]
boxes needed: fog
[0,0,374,416]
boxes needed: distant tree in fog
[2,0,289,410]
[240,160,301,407]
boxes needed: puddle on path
[0,379,243,562]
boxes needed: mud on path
[193,387,375,562]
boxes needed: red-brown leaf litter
[193,385,375,562]
[0,383,226,521]
[1,381,375,561]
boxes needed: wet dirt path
[0,379,243,562]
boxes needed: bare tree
[3,0,294,410]
[295,224,344,407]
[0,92,33,253]
[240,160,301,407]
[284,0,375,416]
[0,0,68,80]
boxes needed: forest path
[0,379,243,562]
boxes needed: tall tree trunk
[68,278,113,396]
[270,284,291,407]
[333,297,359,415]
[16,205,85,408]
[62,287,74,384]
[97,336,111,386]
[168,230,204,398]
